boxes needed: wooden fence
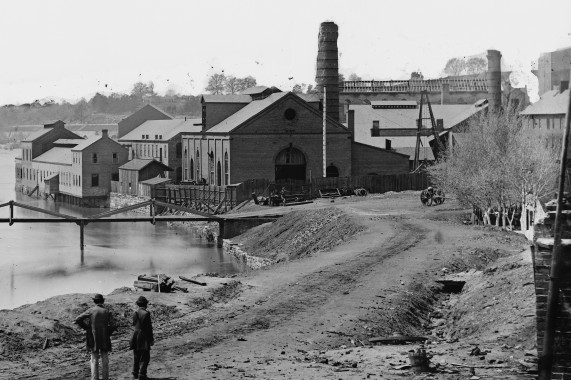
[154,184,237,214]
[233,172,430,204]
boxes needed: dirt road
[0,192,535,379]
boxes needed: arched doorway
[275,146,306,181]
[326,164,339,177]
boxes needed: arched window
[190,158,194,180]
[209,150,214,185]
[196,150,200,180]
[224,151,229,185]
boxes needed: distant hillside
[0,93,202,130]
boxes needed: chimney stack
[486,49,502,111]
[102,129,108,138]
[315,21,340,123]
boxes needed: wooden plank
[179,276,207,286]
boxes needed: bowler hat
[136,296,149,306]
[93,294,104,302]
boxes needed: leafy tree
[73,98,89,123]
[305,84,317,94]
[466,57,487,75]
[131,81,155,99]
[410,71,424,80]
[428,109,558,228]
[348,73,362,81]
[236,76,257,92]
[205,73,227,95]
[443,58,467,76]
[338,73,345,86]
[292,83,306,94]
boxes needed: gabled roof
[119,159,173,171]
[123,104,173,121]
[33,147,72,165]
[207,92,347,134]
[521,89,569,115]
[71,135,103,151]
[119,118,202,142]
[202,94,252,103]
[207,92,289,133]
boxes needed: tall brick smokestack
[486,49,502,111]
[315,21,339,123]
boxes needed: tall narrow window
[190,158,194,180]
[92,153,98,163]
[196,150,200,180]
[224,151,229,185]
[91,173,99,187]
[209,151,214,185]
[112,152,118,163]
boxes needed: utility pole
[323,86,327,177]
[540,74,571,379]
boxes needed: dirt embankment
[0,192,539,379]
[230,207,364,263]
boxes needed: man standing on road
[130,296,154,380]
[75,293,115,380]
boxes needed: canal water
[0,149,239,310]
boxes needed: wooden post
[9,200,14,226]
[540,71,571,380]
[217,220,224,248]
[80,221,85,252]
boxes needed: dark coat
[130,307,154,351]
[75,304,115,352]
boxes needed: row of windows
[530,116,565,130]
[90,152,119,164]
[183,149,230,186]
[141,134,163,140]
[20,167,83,187]
[134,143,167,160]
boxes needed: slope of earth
[0,192,537,379]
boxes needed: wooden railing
[340,79,488,93]
[154,184,237,214]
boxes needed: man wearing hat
[75,293,115,380]
[130,296,154,380]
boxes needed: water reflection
[0,150,240,309]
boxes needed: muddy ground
[0,191,538,379]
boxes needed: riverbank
[0,191,537,379]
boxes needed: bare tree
[443,58,467,76]
[225,76,240,94]
[205,73,226,95]
[428,109,558,229]
[236,76,257,92]
[466,57,487,75]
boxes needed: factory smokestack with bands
[315,21,340,123]
[486,49,502,111]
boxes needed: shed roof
[202,94,252,103]
[119,158,173,171]
[120,118,202,142]
[22,128,52,142]
[240,86,269,95]
[33,147,72,165]
[54,138,84,146]
[520,89,569,115]
[140,176,172,185]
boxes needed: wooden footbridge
[0,200,278,250]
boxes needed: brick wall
[204,102,248,130]
[532,238,571,379]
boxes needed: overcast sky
[1,0,569,105]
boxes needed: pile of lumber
[319,188,341,198]
[133,274,189,293]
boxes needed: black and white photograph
[0,0,570,379]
